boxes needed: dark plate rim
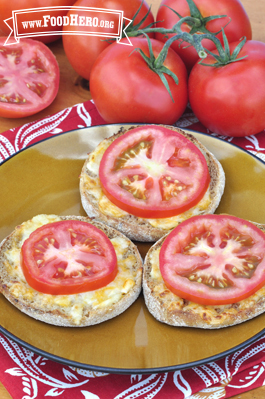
[1,123,265,375]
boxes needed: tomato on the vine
[62,0,155,81]
[0,0,76,44]
[155,0,252,72]
[159,214,265,305]
[21,220,118,295]
[99,125,210,218]
[90,37,188,125]
[0,37,59,118]
[188,40,265,137]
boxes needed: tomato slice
[99,126,210,219]
[21,220,118,295]
[0,38,59,118]
[159,214,265,305]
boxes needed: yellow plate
[1,124,265,374]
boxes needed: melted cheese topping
[3,215,141,326]
[83,138,212,230]
[148,245,265,327]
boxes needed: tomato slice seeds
[159,214,265,305]
[99,126,210,218]
[21,220,118,295]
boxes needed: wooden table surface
[0,0,265,397]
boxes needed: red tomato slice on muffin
[99,125,210,219]
[159,214,265,305]
[21,220,118,295]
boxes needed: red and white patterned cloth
[1,100,265,399]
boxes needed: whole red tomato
[62,0,154,81]
[0,0,76,43]
[155,0,252,72]
[90,37,188,125]
[188,40,265,137]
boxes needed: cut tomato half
[21,220,118,295]
[159,214,265,305]
[99,126,210,219]
[0,38,59,118]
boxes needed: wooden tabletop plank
[1,0,265,398]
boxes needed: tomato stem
[197,29,248,67]
[126,0,247,69]
[154,18,208,69]
[130,32,179,102]
[131,17,210,102]
[128,0,248,101]
[128,0,229,39]
[125,0,157,35]
[163,1,229,36]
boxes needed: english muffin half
[80,124,225,242]
[0,214,143,327]
[143,214,265,329]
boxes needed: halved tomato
[159,214,265,305]
[0,37,59,118]
[21,220,118,295]
[99,126,210,219]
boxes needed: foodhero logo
[3,6,132,46]
[42,14,115,29]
